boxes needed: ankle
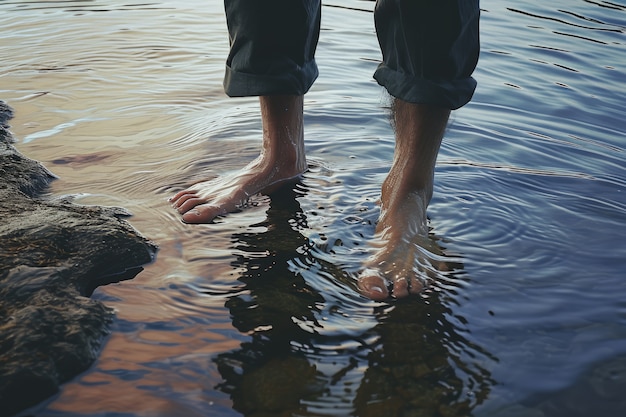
[259,95,306,174]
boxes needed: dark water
[1,0,626,416]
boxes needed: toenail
[369,285,384,294]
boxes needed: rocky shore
[0,102,158,416]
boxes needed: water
[1,0,625,416]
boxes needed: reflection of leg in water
[214,184,495,416]
[170,95,307,224]
[354,298,496,417]
[214,187,326,416]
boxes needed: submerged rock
[0,101,158,417]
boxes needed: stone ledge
[0,101,158,417]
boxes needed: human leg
[358,0,480,299]
[171,0,321,223]
[358,101,449,299]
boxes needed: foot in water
[357,189,432,300]
[170,95,306,224]
[357,101,450,300]
[170,156,305,223]
[172,96,450,302]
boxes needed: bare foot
[170,156,304,223]
[170,95,306,224]
[357,190,431,300]
[357,100,450,300]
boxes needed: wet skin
[170,95,449,300]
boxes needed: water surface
[1,0,626,416]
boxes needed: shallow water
[2,0,626,416]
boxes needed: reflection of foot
[169,156,304,224]
[357,190,431,300]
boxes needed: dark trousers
[223,0,479,110]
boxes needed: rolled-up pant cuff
[224,61,319,97]
[373,67,477,110]
[223,0,321,97]
[373,0,480,109]
[222,0,479,109]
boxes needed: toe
[181,205,223,224]
[177,197,206,214]
[357,270,390,301]
[391,277,410,299]
[171,192,198,210]
[169,189,195,204]
[408,276,426,295]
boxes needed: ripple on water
[3,0,626,416]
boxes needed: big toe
[357,269,390,301]
[181,205,224,224]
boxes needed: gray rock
[0,101,158,417]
